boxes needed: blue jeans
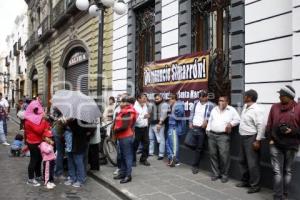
[67,152,86,184]
[270,144,297,200]
[166,127,179,161]
[53,128,64,177]
[0,121,7,143]
[118,136,134,177]
[149,124,165,157]
[3,118,7,136]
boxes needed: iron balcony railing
[25,32,39,56]
[13,42,20,56]
[52,0,78,29]
[38,15,54,42]
[5,56,10,67]
[18,38,22,50]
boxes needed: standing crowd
[109,85,300,200]
[1,85,299,200]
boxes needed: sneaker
[35,176,43,182]
[46,182,55,189]
[175,161,180,167]
[27,179,41,187]
[72,182,82,188]
[49,182,56,188]
[2,142,10,146]
[64,179,73,186]
[113,168,120,176]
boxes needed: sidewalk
[91,156,273,200]
[8,108,274,200]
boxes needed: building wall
[244,1,300,196]
[245,0,300,118]
[112,1,129,97]
[161,0,179,59]
[103,9,114,102]
[26,15,99,100]
[25,0,113,106]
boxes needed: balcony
[25,32,39,56]
[18,38,22,50]
[51,0,70,29]
[5,56,10,67]
[13,42,20,56]
[38,16,55,42]
[65,0,78,14]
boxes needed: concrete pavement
[7,108,282,200]
[1,116,121,200]
[91,156,276,200]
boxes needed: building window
[191,0,230,101]
[135,3,155,95]
[31,69,38,98]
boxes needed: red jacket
[113,105,137,139]
[266,101,300,150]
[24,119,50,144]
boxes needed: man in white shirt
[0,93,9,136]
[236,89,264,194]
[188,90,214,174]
[133,93,150,166]
[206,95,240,183]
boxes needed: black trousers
[28,143,42,179]
[43,160,55,183]
[88,143,100,170]
[133,127,149,162]
[191,127,206,168]
[239,135,261,188]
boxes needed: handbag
[184,129,197,149]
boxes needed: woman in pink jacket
[39,130,56,189]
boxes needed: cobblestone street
[0,120,120,200]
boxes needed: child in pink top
[39,130,56,189]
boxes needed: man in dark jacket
[266,85,300,200]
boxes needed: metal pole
[97,8,104,111]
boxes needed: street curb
[87,171,132,200]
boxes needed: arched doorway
[64,48,89,95]
[46,61,52,112]
[31,69,38,98]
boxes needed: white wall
[161,0,179,59]
[111,2,129,97]
[112,0,181,97]
[292,1,300,100]
[245,0,297,111]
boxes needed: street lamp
[75,0,127,110]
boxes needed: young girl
[39,130,56,189]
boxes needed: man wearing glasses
[206,95,240,183]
